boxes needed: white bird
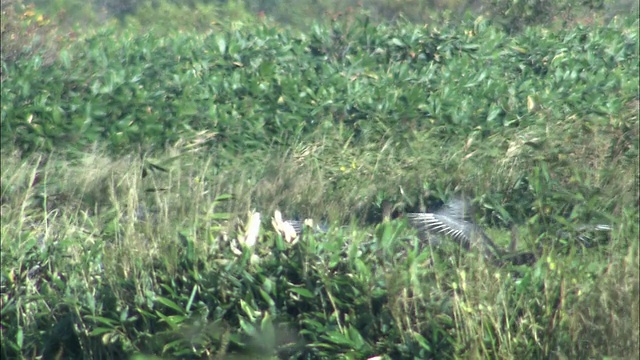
[239,211,261,247]
[272,210,300,244]
[272,210,328,244]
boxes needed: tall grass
[1,120,638,358]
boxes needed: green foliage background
[1,0,638,359]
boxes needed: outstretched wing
[406,199,503,259]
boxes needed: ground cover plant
[1,5,639,360]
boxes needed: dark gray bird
[406,198,612,265]
[406,198,504,260]
[557,223,612,248]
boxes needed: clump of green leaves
[1,11,638,360]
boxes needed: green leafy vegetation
[1,1,638,359]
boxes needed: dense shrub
[2,16,637,154]
[1,5,638,360]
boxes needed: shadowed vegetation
[1,1,638,358]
